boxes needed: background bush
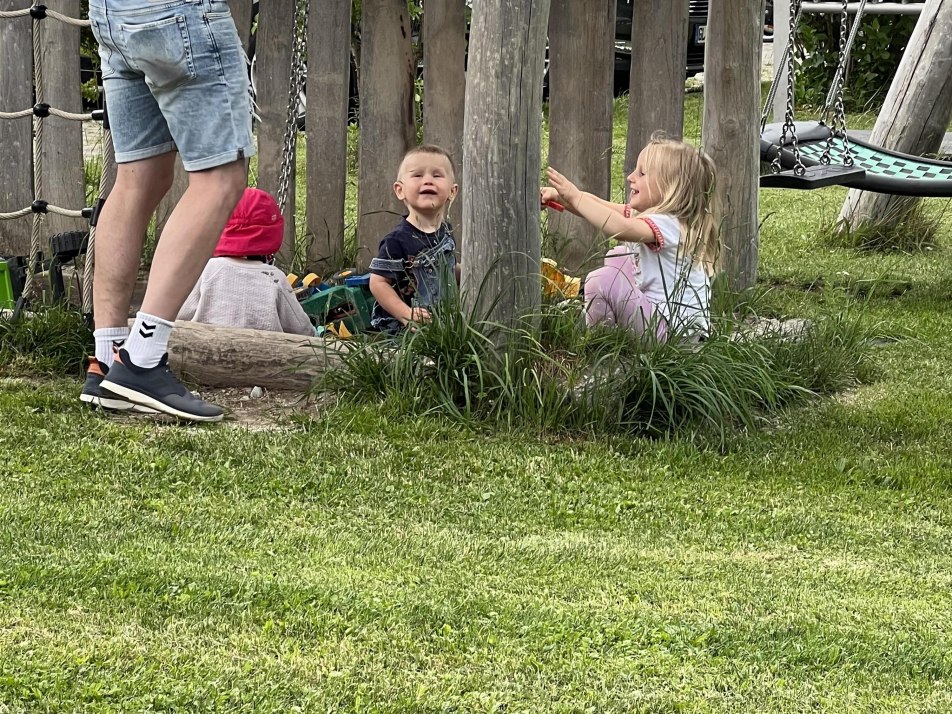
[794,11,918,112]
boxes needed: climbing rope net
[0,1,309,315]
[0,3,111,314]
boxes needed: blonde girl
[543,133,720,339]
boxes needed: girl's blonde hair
[638,132,721,274]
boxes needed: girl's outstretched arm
[546,167,655,244]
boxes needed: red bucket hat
[214,188,284,258]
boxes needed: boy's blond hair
[639,133,721,274]
[396,144,457,181]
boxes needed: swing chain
[821,0,855,167]
[774,0,805,177]
[276,0,309,215]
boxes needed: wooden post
[39,0,85,238]
[256,0,297,268]
[356,0,416,269]
[461,0,551,325]
[305,0,352,271]
[772,0,790,122]
[423,0,467,245]
[0,3,32,256]
[625,0,689,172]
[228,0,254,52]
[702,0,764,291]
[546,0,616,273]
[837,0,952,232]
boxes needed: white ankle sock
[124,312,175,368]
[93,327,129,368]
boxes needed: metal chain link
[275,0,309,215]
[819,0,852,166]
[773,0,805,176]
[761,3,803,130]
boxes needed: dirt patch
[201,386,324,431]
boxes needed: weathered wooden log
[256,0,297,268]
[838,0,952,232]
[228,0,255,51]
[306,0,352,270]
[0,1,33,256]
[702,0,764,291]
[161,320,344,391]
[547,0,616,273]
[42,0,86,238]
[626,0,689,169]
[423,0,467,245]
[461,0,551,326]
[356,0,416,268]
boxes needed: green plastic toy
[300,284,374,334]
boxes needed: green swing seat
[760,121,952,198]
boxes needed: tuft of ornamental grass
[316,283,879,444]
[825,200,944,253]
[0,302,93,377]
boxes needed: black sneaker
[80,357,157,413]
[100,349,224,422]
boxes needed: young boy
[369,145,459,333]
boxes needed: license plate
[696,25,707,44]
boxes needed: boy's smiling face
[394,152,458,217]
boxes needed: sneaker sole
[100,381,224,423]
[80,392,159,414]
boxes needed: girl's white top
[177,257,315,336]
[626,213,710,335]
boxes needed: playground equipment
[0,4,105,317]
[0,256,26,310]
[760,0,952,195]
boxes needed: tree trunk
[702,0,764,291]
[39,0,85,238]
[626,0,689,172]
[255,0,297,268]
[547,0,616,274]
[356,0,416,269]
[461,0,551,325]
[0,1,33,256]
[162,320,342,390]
[838,0,952,232]
[305,0,352,271]
[423,0,467,245]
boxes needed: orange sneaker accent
[87,357,106,378]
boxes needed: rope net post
[0,3,108,315]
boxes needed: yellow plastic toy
[325,321,353,339]
[541,258,581,298]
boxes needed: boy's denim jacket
[369,224,457,331]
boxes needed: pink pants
[583,246,666,339]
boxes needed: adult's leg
[92,154,176,329]
[139,158,247,320]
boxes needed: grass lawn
[4,96,952,712]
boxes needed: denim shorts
[87,0,255,171]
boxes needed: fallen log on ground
[156,320,345,391]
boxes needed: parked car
[612,0,709,94]
[613,0,774,96]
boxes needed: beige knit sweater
[177,258,315,336]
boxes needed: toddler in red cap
[178,188,315,336]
